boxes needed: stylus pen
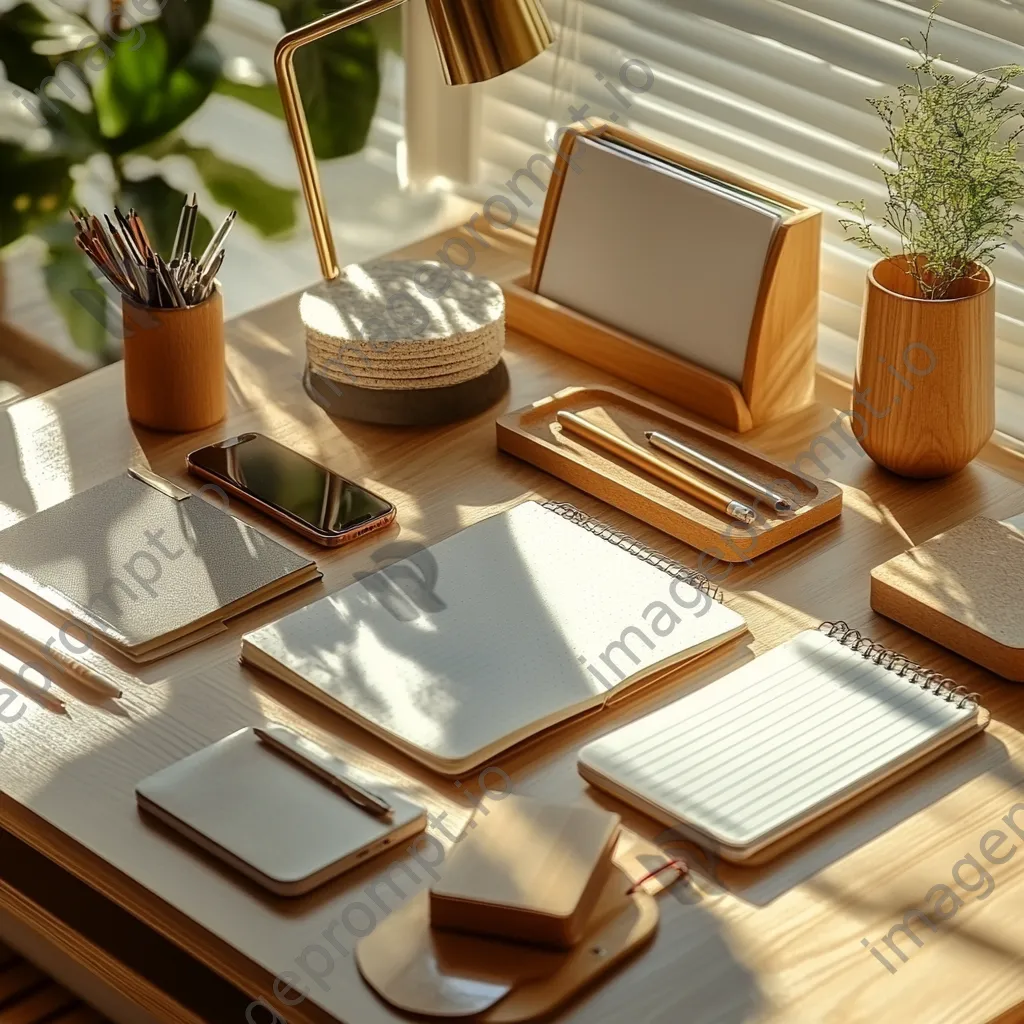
[645,430,793,513]
[254,724,393,818]
[556,410,756,525]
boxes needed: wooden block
[429,797,621,949]
[358,860,658,1022]
[496,386,842,562]
[871,516,1024,681]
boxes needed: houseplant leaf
[181,143,297,237]
[214,77,284,119]
[43,235,114,360]
[275,0,380,160]
[119,174,213,258]
[161,0,214,65]
[93,30,221,154]
[0,4,55,90]
[0,142,72,248]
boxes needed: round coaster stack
[301,259,508,425]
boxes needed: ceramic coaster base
[304,359,509,426]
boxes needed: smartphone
[186,432,396,546]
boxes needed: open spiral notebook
[241,501,747,775]
[579,622,988,863]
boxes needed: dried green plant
[840,2,1024,299]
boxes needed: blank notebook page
[242,501,745,770]
[579,629,979,852]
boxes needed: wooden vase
[122,289,226,433]
[853,255,995,479]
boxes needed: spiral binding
[818,621,981,711]
[542,501,721,602]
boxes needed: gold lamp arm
[274,0,407,282]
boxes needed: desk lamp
[275,1,554,424]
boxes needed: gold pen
[556,410,756,524]
[254,724,393,819]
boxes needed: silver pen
[644,430,793,513]
[254,723,393,819]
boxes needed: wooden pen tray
[496,387,842,562]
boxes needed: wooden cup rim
[868,256,993,304]
[121,281,222,316]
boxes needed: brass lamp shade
[425,0,555,85]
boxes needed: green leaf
[119,175,213,259]
[181,143,297,238]
[93,30,221,154]
[0,142,72,249]
[160,0,214,66]
[214,76,284,119]
[44,235,116,361]
[276,0,380,160]
[0,4,54,90]
[371,7,402,55]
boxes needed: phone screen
[190,433,393,535]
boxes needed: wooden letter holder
[502,123,822,432]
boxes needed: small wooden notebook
[429,796,621,949]
[579,623,987,863]
[871,515,1024,681]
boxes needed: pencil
[0,648,67,713]
[556,410,757,524]
[0,620,123,700]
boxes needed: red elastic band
[626,858,689,894]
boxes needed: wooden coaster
[356,862,658,1021]
[304,359,509,426]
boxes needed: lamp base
[304,359,509,426]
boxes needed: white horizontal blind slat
[473,0,1024,438]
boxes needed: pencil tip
[643,431,652,439]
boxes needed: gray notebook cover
[538,136,782,384]
[0,472,317,658]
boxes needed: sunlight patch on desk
[8,397,71,517]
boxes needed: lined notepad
[579,628,984,861]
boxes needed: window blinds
[475,0,1024,437]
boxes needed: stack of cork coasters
[301,258,508,425]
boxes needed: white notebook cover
[537,136,782,384]
[578,629,983,859]
[241,502,746,774]
[136,728,426,896]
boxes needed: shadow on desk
[588,731,1011,908]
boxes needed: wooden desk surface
[1,224,1023,1024]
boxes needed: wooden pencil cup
[122,289,226,432]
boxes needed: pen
[556,410,757,525]
[197,210,236,277]
[254,724,393,818]
[645,430,793,513]
[0,648,67,713]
